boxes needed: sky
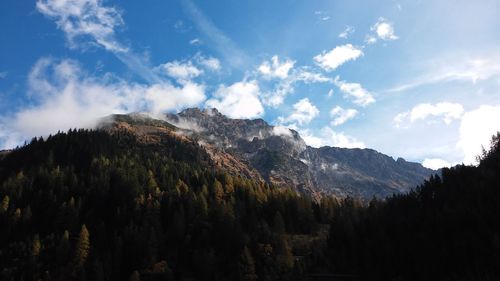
[1,0,500,169]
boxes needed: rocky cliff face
[102,108,434,200]
[165,108,435,199]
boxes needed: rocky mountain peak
[102,110,434,200]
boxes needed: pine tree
[239,246,258,281]
[32,234,41,257]
[0,195,9,213]
[73,224,91,268]
[213,179,224,204]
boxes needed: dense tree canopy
[0,130,499,281]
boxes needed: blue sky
[1,0,500,169]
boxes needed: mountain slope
[163,108,433,199]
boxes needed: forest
[0,129,499,281]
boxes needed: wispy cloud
[189,38,202,45]
[173,20,191,33]
[182,0,249,69]
[314,11,330,21]
[334,76,375,107]
[330,106,358,126]
[338,26,355,39]
[259,58,332,108]
[0,72,7,79]
[36,0,126,52]
[386,56,500,93]
[300,127,365,149]
[36,0,161,84]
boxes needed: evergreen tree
[73,224,91,268]
[31,234,41,257]
[0,195,9,213]
[239,246,258,281]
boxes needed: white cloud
[338,26,355,39]
[327,89,334,97]
[173,20,191,32]
[334,76,375,106]
[205,80,264,119]
[272,126,293,137]
[330,106,358,126]
[278,98,319,126]
[36,0,126,52]
[369,17,398,43]
[258,55,295,79]
[314,44,363,71]
[37,0,163,84]
[0,71,7,79]
[422,158,452,170]
[189,38,201,45]
[0,58,207,149]
[261,81,293,108]
[295,69,332,83]
[300,127,365,149]
[145,82,206,116]
[261,67,331,108]
[154,55,220,82]
[314,10,330,21]
[156,61,202,81]
[365,35,377,45]
[458,105,500,164]
[198,56,221,71]
[394,102,464,128]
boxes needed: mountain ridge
[100,108,433,199]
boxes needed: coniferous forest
[0,129,499,281]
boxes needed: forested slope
[0,128,499,281]
[0,129,334,281]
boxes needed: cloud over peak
[205,80,264,119]
[300,127,365,149]
[0,57,208,148]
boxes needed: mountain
[0,113,498,281]
[158,108,433,199]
